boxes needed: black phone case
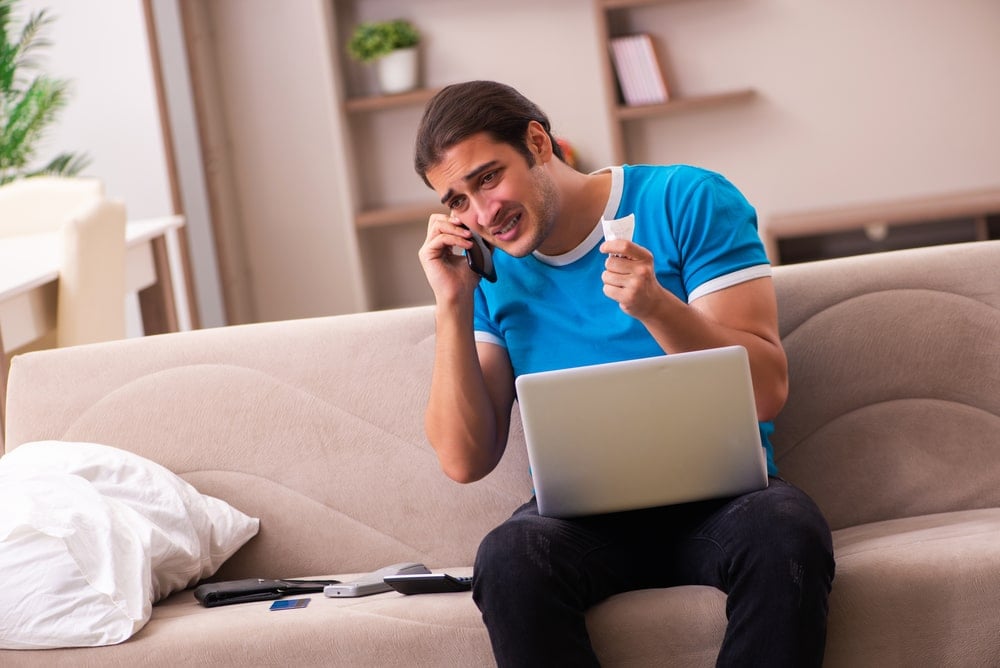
[459,225,497,282]
[193,578,340,607]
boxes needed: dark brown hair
[414,80,565,188]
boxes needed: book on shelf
[608,33,670,107]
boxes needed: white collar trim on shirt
[533,166,625,267]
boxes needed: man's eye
[449,196,467,211]
[482,170,499,185]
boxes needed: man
[415,80,834,667]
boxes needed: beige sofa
[2,240,999,666]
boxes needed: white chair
[0,176,126,348]
[55,197,128,347]
[0,176,105,237]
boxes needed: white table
[0,215,190,442]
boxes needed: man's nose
[470,194,499,231]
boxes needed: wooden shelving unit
[344,88,443,235]
[344,86,441,114]
[342,1,760,235]
[600,0,679,8]
[355,200,441,229]
[343,85,444,232]
[594,0,756,163]
[613,88,756,121]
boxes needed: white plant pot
[375,47,419,95]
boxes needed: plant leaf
[0,0,85,185]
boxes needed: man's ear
[525,121,554,163]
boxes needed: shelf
[594,0,756,163]
[614,88,756,121]
[356,200,443,229]
[344,87,442,114]
[598,0,680,8]
[342,86,446,232]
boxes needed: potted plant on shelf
[0,0,89,186]
[347,18,420,95]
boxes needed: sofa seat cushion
[5,508,999,667]
[0,566,731,668]
[825,508,1000,667]
[0,568,486,667]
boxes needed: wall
[616,0,1000,226]
[182,0,368,322]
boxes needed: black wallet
[193,578,341,607]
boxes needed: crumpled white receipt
[601,214,634,243]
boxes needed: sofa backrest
[4,307,534,579]
[4,241,998,578]
[770,240,1000,530]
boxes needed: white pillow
[0,441,259,649]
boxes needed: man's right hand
[419,213,481,305]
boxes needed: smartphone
[463,226,497,283]
[383,573,473,595]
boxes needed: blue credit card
[270,598,311,610]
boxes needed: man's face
[426,131,558,258]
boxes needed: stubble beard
[506,165,560,258]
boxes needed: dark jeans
[473,477,835,667]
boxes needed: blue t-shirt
[473,164,778,474]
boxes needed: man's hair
[414,80,565,188]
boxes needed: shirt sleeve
[473,286,506,347]
[671,171,771,302]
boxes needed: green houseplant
[347,18,421,95]
[347,19,419,63]
[0,0,88,186]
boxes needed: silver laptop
[514,345,768,518]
